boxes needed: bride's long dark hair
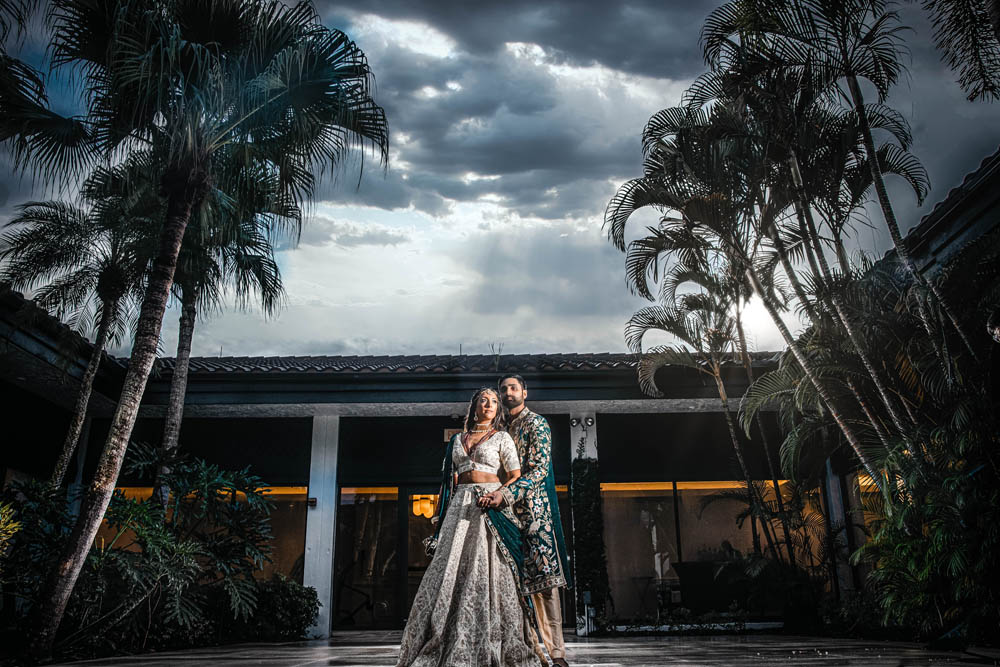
[463,387,507,432]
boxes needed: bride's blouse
[452,430,521,477]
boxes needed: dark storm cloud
[319,0,716,80]
[315,0,1000,239]
[310,2,684,220]
[312,44,646,220]
[0,156,71,225]
[883,4,1000,237]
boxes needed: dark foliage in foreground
[0,448,318,664]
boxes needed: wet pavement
[50,630,980,666]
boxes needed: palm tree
[702,0,978,358]
[29,0,388,657]
[0,0,91,181]
[752,65,926,441]
[920,0,1000,101]
[606,100,888,497]
[626,293,780,559]
[0,163,160,490]
[152,178,289,509]
[656,256,799,565]
[685,45,933,454]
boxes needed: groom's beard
[502,398,524,410]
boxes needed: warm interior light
[599,481,791,494]
[113,486,310,501]
[341,487,399,500]
[601,482,673,492]
[857,474,880,490]
[411,494,438,518]
[675,481,747,490]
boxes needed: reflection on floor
[51,631,966,666]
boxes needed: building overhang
[0,288,123,416]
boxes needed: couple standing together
[396,374,573,667]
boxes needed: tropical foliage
[608,0,1000,645]
[0,0,388,657]
[0,447,318,662]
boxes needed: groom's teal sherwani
[501,407,573,594]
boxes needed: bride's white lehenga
[396,432,538,667]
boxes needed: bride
[396,387,543,667]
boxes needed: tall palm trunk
[765,219,820,324]
[846,75,977,359]
[833,230,852,276]
[152,288,198,510]
[744,265,887,497]
[789,153,918,437]
[49,299,116,490]
[846,375,893,451]
[28,167,209,661]
[796,210,824,292]
[712,363,780,560]
[763,210,889,445]
[735,312,796,566]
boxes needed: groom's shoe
[552,659,569,667]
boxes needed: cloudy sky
[6,1,1000,358]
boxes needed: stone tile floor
[51,631,993,666]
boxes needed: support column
[843,472,870,588]
[304,414,340,638]
[568,411,607,636]
[823,458,855,596]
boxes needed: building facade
[125,352,808,636]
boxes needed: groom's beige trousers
[531,587,565,660]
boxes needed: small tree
[0,159,160,489]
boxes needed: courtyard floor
[47,630,997,666]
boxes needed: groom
[481,374,573,667]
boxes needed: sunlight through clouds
[349,14,458,58]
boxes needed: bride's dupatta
[423,436,537,623]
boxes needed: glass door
[333,487,400,628]
[401,485,440,618]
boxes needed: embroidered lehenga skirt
[396,482,538,667]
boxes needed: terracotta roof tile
[1,287,126,370]
[155,351,780,375]
[905,144,1000,248]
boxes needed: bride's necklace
[464,423,494,456]
[470,422,490,433]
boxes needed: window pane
[601,482,678,621]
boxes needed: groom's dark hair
[497,374,526,390]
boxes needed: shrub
[239,575,319,641]
[0,447,317,663]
